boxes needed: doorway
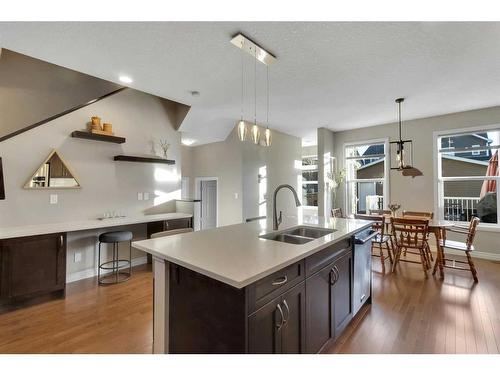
[194,177,218,231]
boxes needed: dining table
[380,214,454,278]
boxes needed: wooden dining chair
[331,208,343,218]
[369,209,391,215]
[433,217,480,282]
[390,217,430,276]
[402,210,434,261]
[354,214,393,273]
[402,210,434,219]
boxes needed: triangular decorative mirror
[24,149,81,189]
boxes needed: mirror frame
[24,149,81,190]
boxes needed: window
[344,140,389,216]
[436,128,499,225]
[302,155,318,207]
[471,144,481,156]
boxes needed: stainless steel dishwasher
[353,227,377,314]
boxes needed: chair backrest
[390,217,429,248]
[354,214,385,236]
[369,209,391,215]
[331,208,343,218]
[150,228,194,239]
[402,210,434,219]
[466,217,480,249]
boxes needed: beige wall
[333,105,500,258]
[182,125,302,226]
[317,127,335,217]
[183,128,243,227]
[0,88,185,278]
[0,49,121,140]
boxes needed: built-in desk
[0,213,192,311]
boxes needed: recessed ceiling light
[119,75,133,84]
[181,138,196,146]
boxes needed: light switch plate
[137,192,143,201]
[144,192,150,200]
[50,194,58,204]
[74,252,82,263]
[234,193,239,199]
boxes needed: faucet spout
[272,184,301,231]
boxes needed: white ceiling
[2,22,500,145]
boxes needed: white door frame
[194,177,219,231]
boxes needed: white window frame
[301,154,319,209]
[343,138,390,217]
[433,124,500,230]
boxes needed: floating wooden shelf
[114,155,175,164]
[71,130,126,144]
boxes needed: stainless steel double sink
[259,226,336,245]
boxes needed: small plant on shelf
[159,140,170,159]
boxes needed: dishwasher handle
[355,230,379,245]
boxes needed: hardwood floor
[0,256,499,354]
[327,255,500,354]
[0,264,153,354]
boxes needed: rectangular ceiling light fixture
[230,33,277,66]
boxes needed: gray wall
[333,105,500,257]
[0,88,184,279]
[182,124,302,226]
[317,127,335,217]
[0,49,121,140]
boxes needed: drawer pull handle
[272,275,288,286]
[282,299,290,326]
[276,303,285,331]
[360,294,366,302]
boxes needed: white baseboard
[444,249,500,262]
[66,256,149,284]
[428,243,500,261]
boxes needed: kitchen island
[132,216,373,354]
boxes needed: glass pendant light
[263,66,272,147]
[237,41,247,142]
[251,45,260,145]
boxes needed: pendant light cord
[241,41,244,121]
[254,45,257,125]
[266,65,269,126]
[398,100,402,142]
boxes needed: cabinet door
[305,265,334,353]
[248,296,283,353]
[1,233,66,298]
[332,251,353,338]
[166,218,192,230]
[281,282,306,354]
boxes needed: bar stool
[98,230,133,285]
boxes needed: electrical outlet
[137,192,143,201]
[144,192,150,200]
[74,252,82,263]
[234,193,239,199]
[50,194,58,204]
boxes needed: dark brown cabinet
[248,282,306,354]
[167,236,362,353]
[332,251,353,337]
[305,249,353,353]
[306,262,334,353]
[0,233,66,308]
[147,218,192,238]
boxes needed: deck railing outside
[443,197,479,222]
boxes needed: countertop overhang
[132,216,372,289]
[0,212,193,239]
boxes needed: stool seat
[99,231,133,243]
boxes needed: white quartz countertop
[0,212,192,239]
[132,216,372,289]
